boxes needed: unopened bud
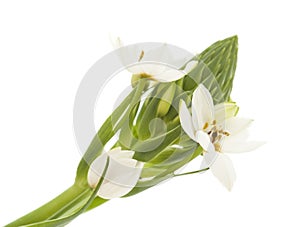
[157,83,176,117]
[131,74,141,87]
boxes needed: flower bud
[156,82,176,117]
[87,147,144,199]
[131,74,141,87]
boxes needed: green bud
[156,82,176,117]
[131,74,141,87]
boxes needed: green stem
[48,188,90,219]
[5,184,90,227]
[173,168,209,177]
[24,158,110,227]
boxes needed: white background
[0,0,299,226]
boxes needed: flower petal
[192,84,214,131]
[108,147,134,159]
[97,179,137,199]
[144,43,186,66]
[210,153,236,191]
[225,128,250,142]
[214,102,239,123]
[97,159,143,199]
[195,130,214,151]
[87,152,108,188]
[183,60,198,73]
[179,100,196,141]
[111,37,146,73]
[98,160,141,199]
[225,117,253,135]
[119,46,142,70]
[221,139,265,153]
[154,68,186,82]
[126,65,145,74]
[110,36,123,49]
[143,44,171,62]
[141,63,166,76]
[87,149,143,199]
[112,40,195,83]
[201,147,218,169]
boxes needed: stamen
[203,120,230,153]
[138,50,144,62]
[214,143,221,152]
[211,126,217,132]
[216,135,222,142]
[140,73,154,80]
[212,131,218,139]
[211,131,218,143]
[223,131,230,136]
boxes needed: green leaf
[5,185,91,227]
[133,125,181,162]
[145,135,196,166]
[183,35,238,102]
[17,158,110,227]
[135,83,170,139]
[125,145,202,197]
[75,79,147,186]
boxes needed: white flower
[112,37,198,82]
[179,84,263,190]
[87,147,144,199]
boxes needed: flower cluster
[86,39,263,199]
[7,36,263,227]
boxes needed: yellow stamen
[223,131,230,136]
[138,50,144,62]
[139,73,154,80]
[214,143,221,152]
[203,122,209,130]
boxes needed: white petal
[201,147,218,169]
[221,139,265,153]
[126,65,145,74]
[110,37,140,70]
[214,102,239,123]
[97,179,137,199]
[108,147,134,159]
[143,44,169,62]
[225,117,253,135]
[97,158,143,199]
[104,154,140,186]
[210,153,236,191]
[87,152,108,188]
[195,130,214,152]
[118,45,142,70]
[87,149,144,199]
[183,60,198,73]
[192,84,214,131]
[154,68,185,82]
[225,128,250,142]
[144,44,181,66]
[179,100,196,141]
[110,36,123,49]
[142,63,166,77]
[127,63,169,78]
[97,159,142,199]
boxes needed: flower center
[204,120,230,152]
[139,73,154,80]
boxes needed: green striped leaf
[184,36,238,102]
